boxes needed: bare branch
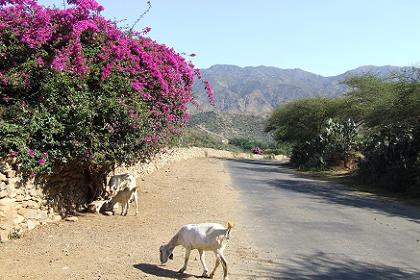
[130,1,152,33]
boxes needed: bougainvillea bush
[251,146,263,155]
[0,0,213,198]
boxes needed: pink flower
[143,92,152,100]
[51,56,66,72]
[27,149,36,158]
[8,151,18,157]
[142,26,151,34]
[101,63,113,80]
[0,0,214,164]
[131,80,144,92]
[144,135,152,142]
[36,57,44,66]
[30,172,37,177]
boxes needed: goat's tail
[226,221,234,239]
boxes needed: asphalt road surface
[225,159,420,280]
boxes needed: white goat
[103,173,138,216]
[107,173,137,197]
[105,186,138,216]
[159,222,233,280]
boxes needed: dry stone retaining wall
[0,147,288,242]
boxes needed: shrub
[0,0,212,198]
[359,125,419,192]
[251,146,263,155]
[290,118,359,169]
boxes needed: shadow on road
[133,263,193,279]
[225,158,420,224]
[243,251,420,280]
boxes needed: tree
[344,71,420,191]
[265,97,345,143]
[0,0,212,199]
[343,75,397,127]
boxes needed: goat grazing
[102,173,138,216]
[104,185,138,216]
[159,222,233,280]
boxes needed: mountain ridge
[192,64,417,115]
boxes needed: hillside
[188,111,270,142]
[178,111,273,151]
[192,64,416,115]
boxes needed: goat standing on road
[159,222,233,280]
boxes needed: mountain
[188,111,271,142]
[192,64,415,115]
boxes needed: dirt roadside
[0,158,268,280]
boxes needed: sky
[38,0,420,77]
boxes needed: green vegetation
[188,111,272,142]
[0,0,208,200]
[266,97,346,143]
[290,118,359,169]
[176,128,241,152]
[177,111,292,155]
[229,137,291,155]
[267,71,420,194]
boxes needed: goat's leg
[125,200,130,215]
[121,202,128,216]
[219,251,229,280]
[134,190,139,216]
[178,248,191,273]
[198,249,209,277]
[209,251,220,278]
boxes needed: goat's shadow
[133,263,196,279]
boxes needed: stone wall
[0,160,60,242]
[0,147,288,242]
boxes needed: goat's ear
[169,253,173,260]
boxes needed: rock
[0,190,7,199]
[15,188,25,195]
[15,194,24,202]
[52,215,62,223]
[6,226,23,240]
[18,222,27,230]
[21,200,39,209]
[0,197,15,206]
[29,188,43,197]
[27,220,39,231]
[5,169,16,178]
[38,210,48,222]
[6,184,16,198]
[0,173,6,182]
[0,182,6,191]
[13,214,24,225]
[6,177,20,186]
[64,216,78,222]
[18,208,39,220]
[0,229,9,242]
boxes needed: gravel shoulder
[0,158,266,280]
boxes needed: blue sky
[39,0,420,77]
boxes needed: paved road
[225,159,420,280]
